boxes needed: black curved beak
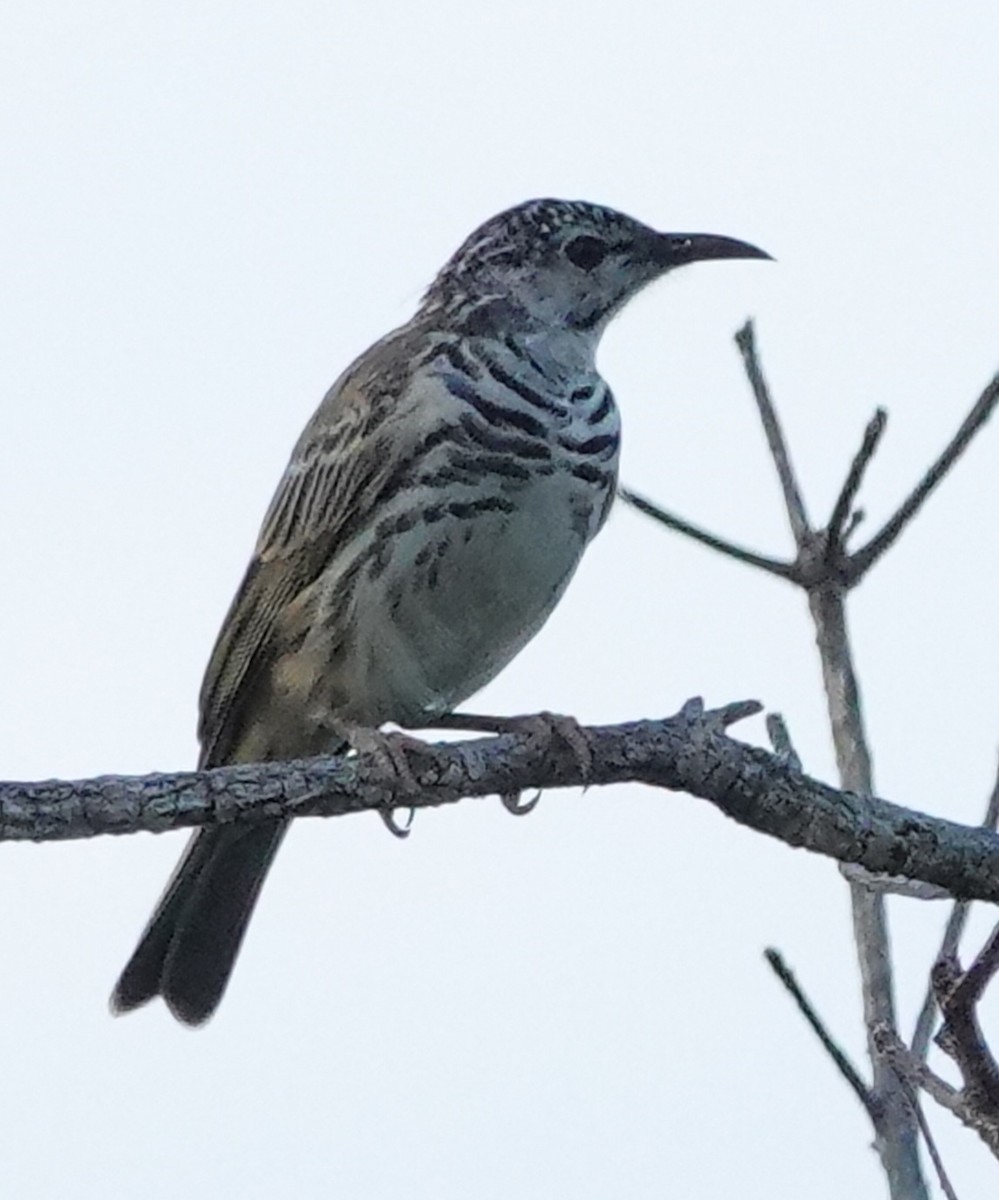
[654,232,773,267]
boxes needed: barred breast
[316,338,620,726]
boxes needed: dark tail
[110,819,288,1025]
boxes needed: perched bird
[111,198,769,1025]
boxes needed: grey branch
[839,865,953,901]
[622,321,999,1198]
[826,408,887,554]
[624,330,999,597]
[912,755,999,1060]
[766,948,959,1199]
[734,320,811,545]
[5,701,999,905]
[617,487,796,581]
[851,368,999,580]
[765,712,802,771]
[876,923,999,1163]
[933,923,999,1146]
[764,948,875,1119]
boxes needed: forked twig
[622,320,999,1195]
[851,370,999,579]
[827,409,887,553]
[934,923,999,1108]
[912,756,999,1061]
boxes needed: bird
[111,198,770,1025]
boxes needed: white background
[2,2,998,1195]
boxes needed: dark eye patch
[564,235,608,270]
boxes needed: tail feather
[111,819,287,1025]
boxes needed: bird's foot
[430,710,593,816]
[500,788,541,816]
[328,720,426,839]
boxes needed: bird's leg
[322,717,428,839]
[423,710,593,816]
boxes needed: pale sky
[2,2,999,1196]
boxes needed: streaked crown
[422,198,769,338]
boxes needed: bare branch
[876,1025,963,1114]
[808,587,874,792]
[617,487,796,581]
[882,1000,999,1162]
[843,508,866,541]
[912,757,999,1060]
[810,571,925,1196]
[851,369,999,579]
[638,324,999,1196]
[913,903,973,1062]
[764,948,875,1120]
[949,922,999,1009]
[874,1029,962,1200]
[827,409,887,554]
[840,865,953,901]
[735,320,812,546]
[765,712,802,771]
[6,704,999,907]
[929,926,999,1155]
[911,1098,961,1200]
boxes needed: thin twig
[876,1023,963,1113]
[933,930,999,1110]
[764,948,877,1120]
[843,508,866,540]
[851,370,999,579]
[914,902,973,1061]
[873,1027,964,1196]
[765,712,801,771]
[948,922,999,1011]
[617,487,796,580]
[877,1022,999,1158]
[912,755,999,1060]
[840,865,953,901]
[735,320,812,546]
[827,409,887,553]
[911,1100,961,1200]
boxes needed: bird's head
[423,198,771,341]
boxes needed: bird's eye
[564,235,608,270]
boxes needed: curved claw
[501,789,541,816]
[380,806,415,839]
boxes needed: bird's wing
[196,344,424,767]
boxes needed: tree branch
[5,702,999,907]
[735,320,812,546]
[826,408,887,554]
[624,324,999,1195]
[868,1028,963,1199]
[732,323,926,1197]
[764,948,876,1119]
[850,369,999,580]
[877,928,999,1161]
[912,754,999,1060]
[617,486,796,580]
[934,924,999,1118]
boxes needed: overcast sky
[2,2,998,1196]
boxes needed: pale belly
[346,473,603,724]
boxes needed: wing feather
[197,342,425,766]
